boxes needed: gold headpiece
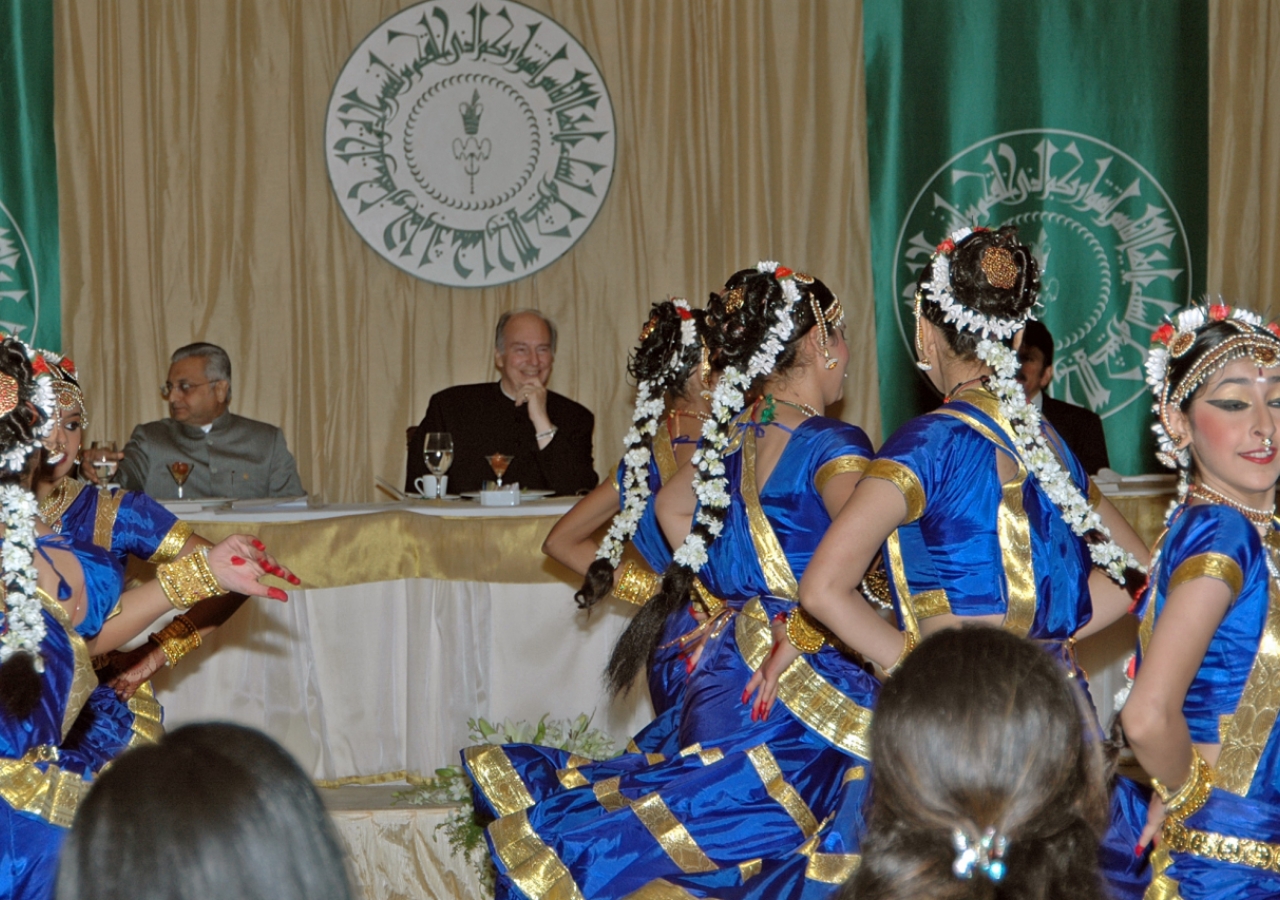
[47,359,88,431]
[980,246,1018,290]
[0,374,18,418]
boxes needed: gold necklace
[668,409,712,424]
[37,476,82,529]
[771,397,820,418]
[1188,482,1275,526]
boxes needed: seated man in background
[1017,319,1111,475]
[118,342,305,499]
[406,309,596,495]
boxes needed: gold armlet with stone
[885,630,919,676]
[785,608,827,654]
[613,560,661,607]
[149,615,202,667]
[156,547,225,611]
[1154,748,1214,822]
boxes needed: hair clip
[723,286,746,314]
[980,246,1018,290]
[952,826,1008,883]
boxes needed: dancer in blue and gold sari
[797,227,1152,899]
[1123,305,1280,899]
[465,265,873,899]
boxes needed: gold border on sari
[741,429,799,600]
[912,590,951,619]
[126,681,165,748]
[463,745,536,816]
[593,776,628,812]
[863,459,925,524]
[489,809,587,900]
[1144,846,1183,900]
[623,880,712,900]
[653,427,679,485]
[813,455,868,495]
[1216,550,1280,796]
[0,746,90,828]
[630,792,718,873]
[797,832,862,884]
[557,768,589,790]
[736,599,873,760]
[147,520,194,564]
[93,487,125,550]
[1168,553,1244,601]
[745,744,819,837]
[39,588,96,740]
[738,858,762,881]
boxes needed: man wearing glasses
[116,342,305,499]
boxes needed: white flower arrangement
[978,340,1142,585]
[0,484,45,671]
[922,228,1032,341]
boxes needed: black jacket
[1041,395,1110,475]
[406,382,597,495]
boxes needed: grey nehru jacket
[117,411,305,500]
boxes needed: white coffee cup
[414,474,447,498]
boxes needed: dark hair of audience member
[576,301,709,611]
[0,336,56,720]
[843,627,1109,900]
[917,226,1039,360]
[604,268,836,696]
[56,722,355,900]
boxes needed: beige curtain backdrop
[53,0,1277,504]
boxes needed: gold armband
[1153,747,1214,821]
[785,608,827,654]
[149,615,202,667]
[613,560,661,607]
[885,630,919,676]
[156,547,225,611]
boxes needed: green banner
[864,1,1207,474]
[0,0,60,351]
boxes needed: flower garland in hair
[596,300,700,567]
[980,339,1143,584]
[0,484,44,670]
[672,262,800,571]
[922,227,1032,340]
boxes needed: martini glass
[485,453,514,488]
[169,460,192,499]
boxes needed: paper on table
[375,477,408,501]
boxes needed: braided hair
[577,300,707,610]
[604,264,837,697]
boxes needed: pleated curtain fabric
[52,0,1280,502]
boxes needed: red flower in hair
[936,239,956,255]
[972,226,989,233]
[60,357,76,375]
[676,307,693,321]
[31,355,50,375]
[1152,323,1175,346]
[1268,323,1280,339]
[1209,304,1230,322]
[774,266,793,280]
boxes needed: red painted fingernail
[288,574,301,585]
[268,587,287,601]
[230,556,245,565]
[1134,844,1145,857]
[252,539,266,551]
[741,689,750,704]
[685,658,693,674]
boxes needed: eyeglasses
[161,380,220,398]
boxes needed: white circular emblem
[894,129,1192,420]
[325,1,616,288]
[0,200,43,342]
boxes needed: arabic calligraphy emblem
[0,201,41,342]
[894,129,1192,420]
[325,0,616,287]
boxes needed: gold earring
[914,294,932,371]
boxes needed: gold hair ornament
[913,293,932,371]
[979,246,1018,290]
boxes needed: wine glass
[169,460,192,499]
[423,433,454,499]
[84,440,118,486]
[485,453,514,488]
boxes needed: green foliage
[394,713,618,889]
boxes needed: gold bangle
[785,608,827,654]
[613,560,661,607]
[149,615,202,667]
[156,547,225,611]
[885,630,919,676]
[1153,747,1214,820]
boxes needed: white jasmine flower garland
[0,482,45,670]
[979,340,1143,585]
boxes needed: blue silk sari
[41,479,188,776]
[868,387,1150,899]
[464,416,875,900]
[0,534,120,900]
[1136,503,1280,899]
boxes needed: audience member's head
[56,722,355,900]
[165,342,232,425]
[494,309,557,393]
[1016,318,1055,402]
[844,627,1109,900]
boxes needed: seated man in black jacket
[406,309,597,495]
[1016,319,1111,475]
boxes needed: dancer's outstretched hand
[102,644,167,701]
[206,535,300,601]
